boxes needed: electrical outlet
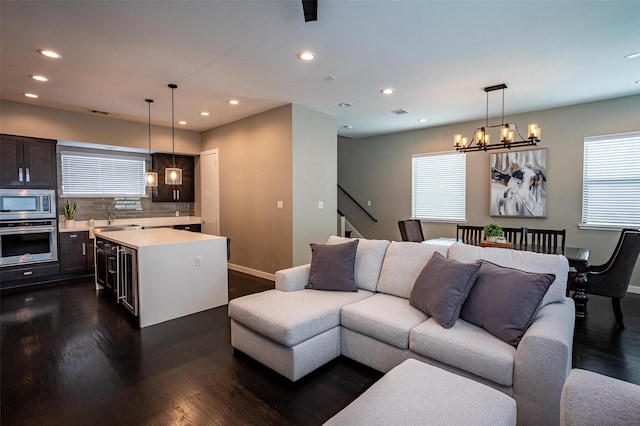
[367,200,372,207]
[277,201,283,209]
[318,201,324,209]
[195,256,202,267]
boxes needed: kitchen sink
[93,224,142,233]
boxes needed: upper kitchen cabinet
[151,153,195,202]
[1,134,57,189]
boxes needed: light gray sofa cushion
[341,293,428,349]
[324,359,517,426]
[327,235,390,292]
[410,317,516,387]
[228,289,372,346]
[448,242,569,307]
[376,241,449,299]
[561,369,640,426]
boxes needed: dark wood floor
[2,272,639,425]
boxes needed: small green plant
[484,223,503,238]
[63,200,77,220]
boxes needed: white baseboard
[228,263,275,282]
[628,285,640,295]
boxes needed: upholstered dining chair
[568,228,640,329]
[456,225,484,246]
[398,219,424,242]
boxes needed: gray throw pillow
[409,252,481,328]
[306,240,359,292]
[460,260,555,346]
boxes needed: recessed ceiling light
[178,120,187,125]
[24,93,39,98]
[624,52,640,59]
[635,80,640,85]
[418,118,427,123]
[38,49,62,59]
[380,88,396,95]
[228,99,239,105]
[343,125,352,129]
[338,103,352,108]
[324,76,336,82]
[297,51,316,62]
[200,111,210,116]
[30,74,49,82]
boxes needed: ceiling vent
[390,109,410,115]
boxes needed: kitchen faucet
[108,206,116,224]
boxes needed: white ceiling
[1,0,639,139]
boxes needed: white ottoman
[324,359,516,426]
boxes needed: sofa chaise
[228,236,575,425]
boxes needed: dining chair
[456,225,484,246]
[398,219,425,242]
[524,228,566,254]
[501,227,527,249]
[568,228,640,329]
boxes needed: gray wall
[292,104,338,265]
[338,94,640,288]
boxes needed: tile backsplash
[59,194,194,221]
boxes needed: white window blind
[412,152,466,222]
[582,131,640,228]
[61,151,146,196]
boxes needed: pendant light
[165,83,182,185]
[144,98,158,187]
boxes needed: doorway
[200,149,220,235]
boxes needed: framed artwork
[490,148,547,217]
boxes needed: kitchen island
[95,228,228,328]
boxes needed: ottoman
[324,359,516,426]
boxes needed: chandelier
[454,84,541,153]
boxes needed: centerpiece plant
[483,223,503,241]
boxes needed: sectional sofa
[228,236,575,425]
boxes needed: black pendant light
[144,98,158,187]
[165,83,182,185]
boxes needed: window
[61,151,146,196]
[412,151,466,222]
[582,131,640,228]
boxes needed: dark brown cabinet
[1,134,57,189]
[60,231,94,274]
[151,153,195,202]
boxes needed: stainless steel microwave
[0,189,56,220]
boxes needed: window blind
[582,131,640,228]
[412,152,466,222]
[61,151,146,196]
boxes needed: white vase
[65,219,75,228]
[488,236,497,242]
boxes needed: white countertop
[59,216,202,233]
[94,227,223,249]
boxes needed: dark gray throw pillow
[306,240,359,292]
[409,252,481,329]
[460,261,555,346]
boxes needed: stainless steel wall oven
[0,189,57,267]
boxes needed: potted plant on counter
[483,223,503,242]
[63,200,77,228]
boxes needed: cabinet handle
[23,271,33,276]
[82,242,86,256]
[69,234,78,238]
[177,189,180,200]
[18,167,23,182]
[25,168,30,182]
